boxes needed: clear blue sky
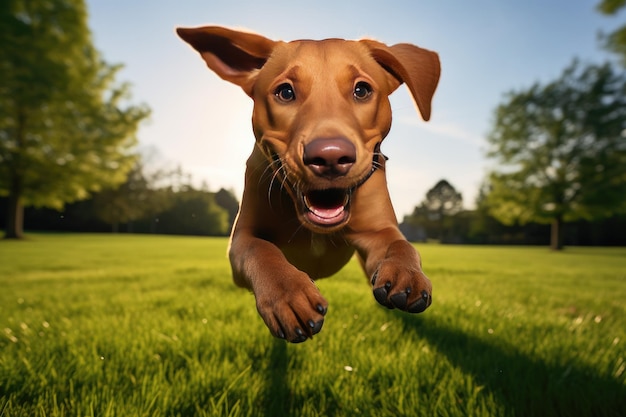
[86,0,621,218]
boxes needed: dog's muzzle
[269,145,386,230]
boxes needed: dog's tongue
[309,205,345,220]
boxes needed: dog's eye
[274,83,296,102]
[354,81,373,101]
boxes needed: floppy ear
[362,40,440,121]
[176,26,277,96]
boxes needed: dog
[177,26,440,343]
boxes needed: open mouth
[302,188,351,227]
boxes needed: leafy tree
[597,0,626,65]
[485,60,626,250]
[214,188,239,231]
[93,162,152,233]
[423,179,463,220]
[403,179,463,241]
[0,0,149,238]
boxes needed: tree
[92,162,152,233]
[403,179,463,241]
[485,60,626,250]
[597,0,626,66]
[423,179,463,220]
[0,0,150,238]
[214,188,239,231]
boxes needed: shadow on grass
[260,338,290,416]
[393,311,625,417]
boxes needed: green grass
[0,234,624,417]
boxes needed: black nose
[303,137,356,179]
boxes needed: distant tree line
[3,170,624,244]
[400,179,626,246]
[0,160,238,236]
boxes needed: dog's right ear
[361,40,440,121]
[176,26,277,96]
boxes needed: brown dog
[177,26,440,343]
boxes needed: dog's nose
[303,137,356,179]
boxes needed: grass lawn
[0,233,624,416]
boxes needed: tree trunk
[550,216,564,251]
[4,107,27,239]
[4,190,24,239]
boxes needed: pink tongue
[310,205,344,220]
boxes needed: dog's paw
[255,275,328,343]
[371,253,432,313]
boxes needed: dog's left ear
[362,40,440,121]
[177,26,277,96]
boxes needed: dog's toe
[257,278,328,343]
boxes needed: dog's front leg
[228,233,328,343]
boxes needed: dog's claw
[292,327,308,343]
[316,304,328,315]
[276,328,286,339]
[308,319,324,335]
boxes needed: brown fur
[177,26,440,343]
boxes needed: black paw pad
[408,290,431,313]
[373,282,393,308]
[390,292,408,310]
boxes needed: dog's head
[177,26,440,232]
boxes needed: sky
[86,0,622,219]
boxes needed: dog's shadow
[393,311,625,416]
[260,338,290,415]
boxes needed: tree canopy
[0,0,150,238]
[402,179,463,242]
[597,0,626,65]
[485,60,626,250]
[423,179,463,220]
